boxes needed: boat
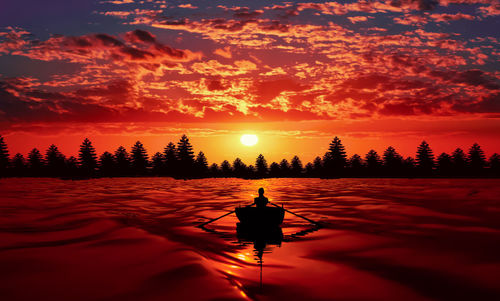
[235,205,285,227]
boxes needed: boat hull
[235,206,285,227]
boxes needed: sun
[240,134,258,146]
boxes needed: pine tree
[45,144,66,176]
[416,141,434,174]
[383,146,403,176]
[305,162,314,176]
[177,135,195,177]
[403,156,416,177]
[28,148,44,176]
[65,156,79,176]
[291,155,303,177]
[11,153,26,176]
[348,154,363,176]
[279,159,290,177]
[255,154,268,177]
[99,151,115,176]
[246,165,256,178]
[452,148,467,176]
[220,160,232,177]
[489,153,500,177]
[365,149,382,175]
[78,138,98,175]
[0,135,9,176]
[209,163,220,177]
[151,152,164,175]
[131,141,149,175]
[269,162,281,177]
[114,146,130,176]
[163,142,178,175]
[323,136,347,176]
[232,158,247,177]
[468,143,486,174]
[437,153,453,176]
[194,151,209,176]
[312,156,323,176]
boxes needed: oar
[269,201,321,226]
[197,203,253,228]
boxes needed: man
[254,187,269,208]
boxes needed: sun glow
[240,134,258,146]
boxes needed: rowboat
[235,206,285,227]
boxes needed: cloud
[478,2,500,16]
[214,46,232,58]
[0,29,202,64]
[430,13,475,22]
[390,0,439,10]
[348,16,373,23]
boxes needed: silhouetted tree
[209,163,219,177]
[452,148,467,176]
[114,146,131,176]
[0,135,9,176]
[151,152,164,175]
[45,144,66,176]
[305,162,314,176]
[312,156,323,176]
[323,136,347,177]
[402,157,416,177]
[247,165,256,178]
[131,141,149,175]
[11,153,26,176]
[99,152,115,176]
[489,153,500,177]
[232,158,247,178]
[437,153,453,176]
[220,160,232,177]
[163,142,178,176]
[468,143,486,175]
[348,154,363,176]
[255,154,268,178]
[194,151,209,176]
[28,148,44,176]
[269,162,281,177]
[79,138,98,176]
[383,146,403,176]
[279,159,290,177]
[365,150,382,176]
[416,141,434,175]
[177,135,195,177]
[66,156,79,176]
[291,156,303,177]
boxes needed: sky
[0,0,499,164]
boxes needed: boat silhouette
[235,205,285,227]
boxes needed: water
[0,178,499,300]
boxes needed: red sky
[0,0,499,164]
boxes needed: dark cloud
[253,78,309,102]
[390,0,439,11]
[127,29,156,43]
[207,79,228,91]
[430,69,500,90]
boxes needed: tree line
[0,134,499,179]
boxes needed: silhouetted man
[254,187,268,208]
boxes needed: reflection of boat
[235,206,285,227]
[237,223,283,292]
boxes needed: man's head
[258,187,264,195]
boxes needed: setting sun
[240,134,258,147]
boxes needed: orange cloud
[214,46,232,58]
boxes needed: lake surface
[1,178,499,301]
